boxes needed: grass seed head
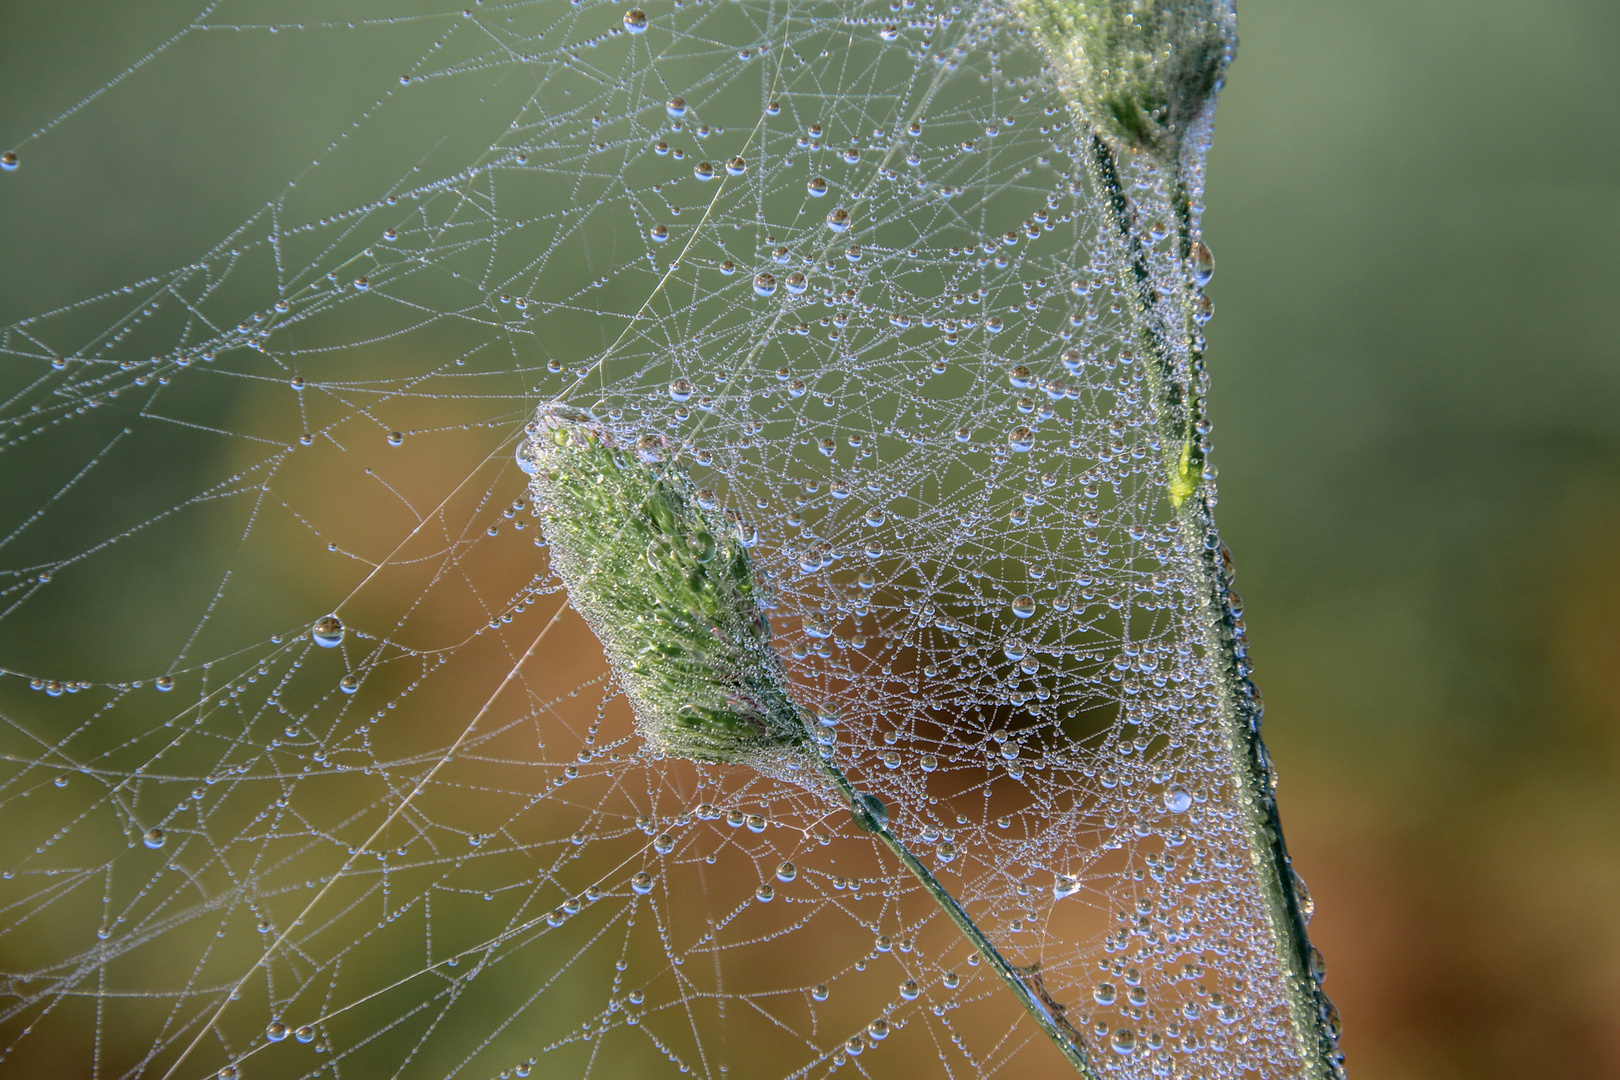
[522,406,811,768]
[1020,0,1238,161]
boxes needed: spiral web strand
[0,2,1336,1079]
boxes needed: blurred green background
[1202,2,1620,1078]
[2,1,1617,1078]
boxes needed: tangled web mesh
[0,1,1334,1079]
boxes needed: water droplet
[811,983,829,1001]
[266,1021,289,1042]
[650,224,669,242]
[0,152,17,171]
[1163,784,1191,813]
[1110,1028,1136,1055]
[826,208,850,232]
[1007,427,1034,452]
[852,792,887,832]
[784,272,808,294]
[516,442,541,475]
[690,531,717,563]
[1053,875,1078,898]
[746,813,766,833]
[219,1067,239,1080]
[311,615,345,648]
[1007,365,1032,388]
[142,827,165,850]
[754,273,777,297]
[339,675,360,694]
[630,871,654,894]
[668,378,693,402]
[1010,595,1036,618]
[806,177,828,197]
[386,431,404,447]
[155,676,174,692]
[867,1019,889,1041]
[856,571,876,589]
[693,161,714,181]
[654,833,674,854]
[726,156,746,175]
[666,97,687,118]
[785,377,806,397]
[634,432,666,462]
[1192,241,1215,287]
[863,509,884,526]
[899,979,920,1001]
[776,861,796,882]
[1321,994,1342,1038]
[755,883,774,902]
[934,841,956,863]
[1292,869,1315,924]
[294,1025,315,1044]
[623,8,648,32]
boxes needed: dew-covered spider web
[0,2,1341,1079]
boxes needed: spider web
[0,2,1338,1079]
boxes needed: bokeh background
[1203,3,1620,1078]
[1,1,1617,1078]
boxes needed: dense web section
[0,2,1337,1079]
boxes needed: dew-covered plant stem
[1086,115,1341,1080]
[521,410,1099,1078]
[1019,2,1344,1075]
[818,758,1097,1077]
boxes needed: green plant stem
[816,758,1100,1079]
[1087,133,1339,1079]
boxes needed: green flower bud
[1020,0,1238,160]
[522,407,809,767]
